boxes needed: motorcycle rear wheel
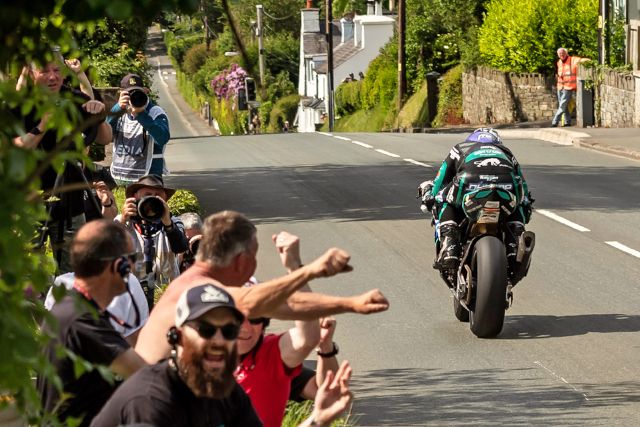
[469,236,508,338]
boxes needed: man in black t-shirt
[91,283,262,427]
[38,220,147,426]
[13,59,112,274]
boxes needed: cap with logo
[120,73,145,91]
[175,283,245,327]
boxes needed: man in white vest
[109,73,170,185]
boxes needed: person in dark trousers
[37,220,147,426]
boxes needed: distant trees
[478,0,598,73]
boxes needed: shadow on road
[165,161,640,225]
[350,367,640,425]
[500,313,640,339]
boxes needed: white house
[295,1,395,132]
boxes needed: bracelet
[164,222,174,231]
[102,199,114,208]
[316,342,339,358]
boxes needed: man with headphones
[37,220,147,427]
[92,283,354,427]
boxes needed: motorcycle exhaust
[513,231,535,281]
[516,231,535,263]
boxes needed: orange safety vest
[556,56,582,91]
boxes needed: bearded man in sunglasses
[38,220,148,427]
[92,284,354,427]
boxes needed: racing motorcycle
[418,180,535,338]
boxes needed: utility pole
[256,4,266,86]
[326,0,335,131]
[397,0,406,112]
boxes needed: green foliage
[263,32,301,86]
[232,0,302,38]
[332,0,367,16]
[90,44,152,88]
[267,94,300,133]
[0,0,199,422]
[478,0,598,73]
[183,43,215,76]
[359,41,397,110]
[164,31,203,70]
[395,81,430,129]
[335,80,363,115]
[432,64,464,127]
[330,104,390,132]
[281,400,356,427]
[405,0,487,91]
[168,189,202,216]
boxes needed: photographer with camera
[178,212,203,274]
[108,73,170,186]
[116,175,188,308]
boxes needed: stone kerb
[462,66,556,125]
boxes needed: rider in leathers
[425,128,533,275]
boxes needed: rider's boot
[506,221,525,279]
[437,222,461,269]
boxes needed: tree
[0,0,197,422]
[477,0,598,73]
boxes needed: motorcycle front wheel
[469,236,508,338]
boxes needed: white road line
[317,132,333,137]
[334,135,351,141]
[375,149,400,158]
[157,60,197,136]
[536,209,590,232]
[351,140,373,148]
[534,361,589,401]
[605,241,640,258]
[404,158,432,167]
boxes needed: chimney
[366,0,375,15]
[301,7,320,33]
[375,0,382,15]
[306,0,313,8]
[340,17,354,44]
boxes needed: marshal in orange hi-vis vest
[556,56,586,91]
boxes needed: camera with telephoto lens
[128,89,148,109]
[179,235,201,273]
[133,196,166,223]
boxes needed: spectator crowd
[12,51,390,426]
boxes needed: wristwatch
[316,342,339,358]
[29,126,43,136]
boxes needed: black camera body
[133,196,166,223]
[129,89,148,109]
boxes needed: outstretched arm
[266,288,389,320]
[227,247,353,318]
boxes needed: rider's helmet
[465,127,502,144]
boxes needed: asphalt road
[160,130,640,425]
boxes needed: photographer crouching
[116,175,188,309]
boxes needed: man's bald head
[71,220,132,278]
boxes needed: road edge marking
[536,209,590,232]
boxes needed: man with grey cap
[92,284,354,427]
[91,283,262,427]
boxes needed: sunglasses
[186,321,240,341]
[99,252,139,265]
[248,318,267,325]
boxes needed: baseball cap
[175,284,245,327]
[120,73,145,91]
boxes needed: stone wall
[462,66,556,124]
[598,69,636,128]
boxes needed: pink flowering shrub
[211,63,248,101]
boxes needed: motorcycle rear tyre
[469,236,508,338]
